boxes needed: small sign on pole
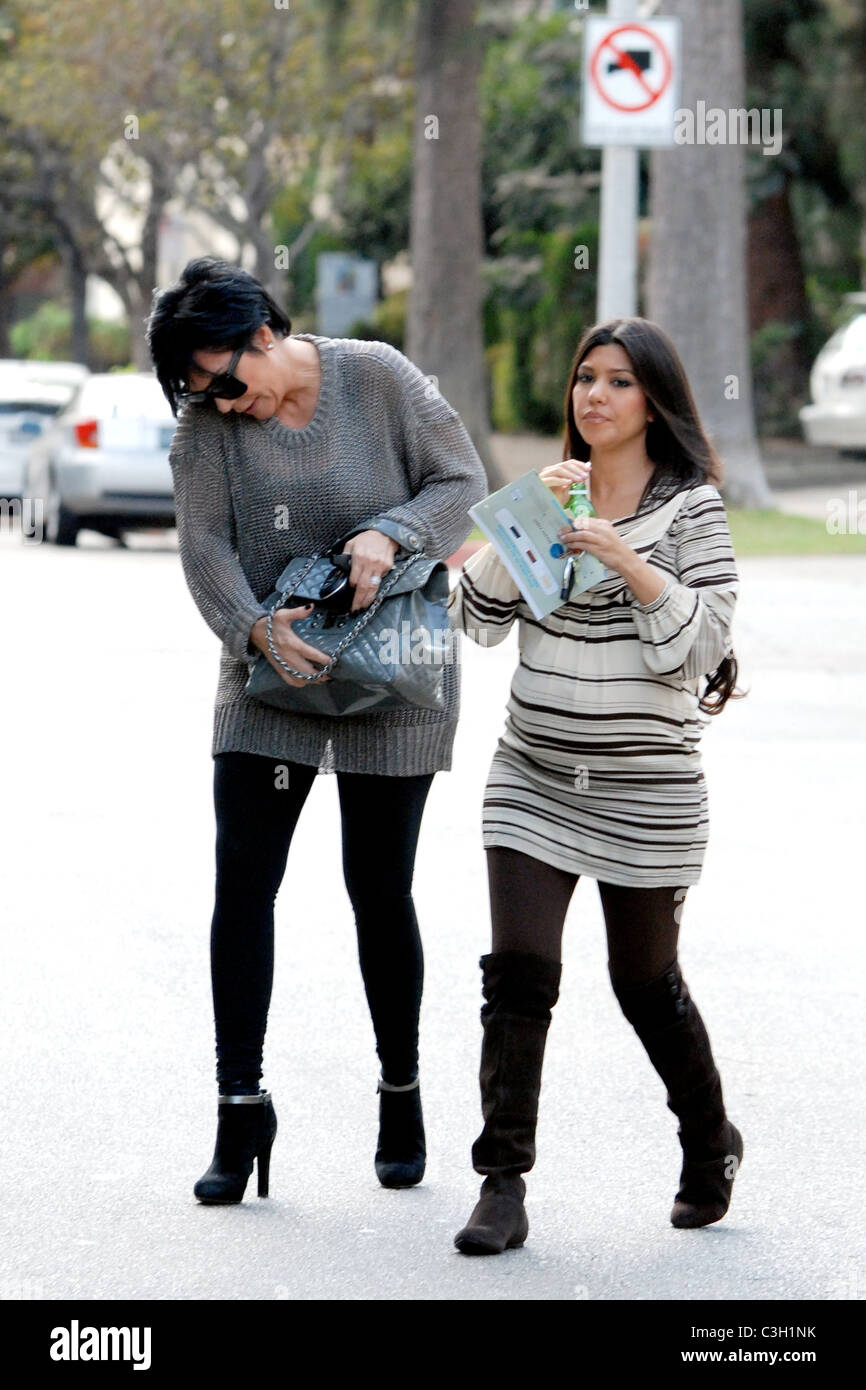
[316,253,378,336]
[581,16,681,149]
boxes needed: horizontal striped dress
[447,482,739,887]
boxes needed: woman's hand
[342,529,399,611]
[250,609,332,688]
[559,519,669,604]
[545,460,651,584]
[539,458,592,506]
[558,515,636,575]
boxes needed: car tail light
[841,367,866,387]
[74,418,99,447]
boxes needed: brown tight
[486,846,685,986]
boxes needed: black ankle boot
[194,1091,277,1204]
[454,951,562,1256]
[610,960,744,1229]
[375,1077,426,1188]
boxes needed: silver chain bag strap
[244,533,453,717]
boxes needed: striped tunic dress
[447,482,739,887]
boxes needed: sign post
[581,1,681,321]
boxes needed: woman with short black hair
[449,316,745,1254]
[147,257,487,1204]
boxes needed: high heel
[194,1090,277,1205]
[257,1131,273,1198]
[374,1076,426,1188]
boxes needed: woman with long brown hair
[449,316,745,1255]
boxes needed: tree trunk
[132,189,166,370]
[63,242,90,368]
[647,0,773,507]
[0,238,11,358]
[128,286,153,370]
[0,291,10,358]
[47,209,91,366]
[407,0,500,486]
[748,184,809,337]
[747,179,811,426]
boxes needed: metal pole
[597,0,640,322]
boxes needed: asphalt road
[0,524,862,1301]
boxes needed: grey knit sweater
[168,334,488,775]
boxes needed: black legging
[486,846,685,986]
[210,751,434,1093]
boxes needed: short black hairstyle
[146,257,292,415]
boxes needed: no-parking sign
[581,16,681,148]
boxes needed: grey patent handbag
[244,533,453,716]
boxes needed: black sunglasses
[179,344,249,404]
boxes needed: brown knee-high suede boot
[610,958,744,1228]
[454,951,562,1255]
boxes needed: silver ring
[369,575,381,586]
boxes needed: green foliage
[90,318,133,371]
[750,319,808,436]
[486,224,598,434]
[371,289,407,348]
[9,301,68,359]
[486,341,521,434]
[725,508,866,556]
[4,0,866,446]
[477,12,600,432]
[346,290,407,349]
[336,131,413,265]
[480,11,593,235]
[10,302,130,370]
[744,0,866,331]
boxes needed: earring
[267,344,274,351]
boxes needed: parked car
[23,372,177,545]
[800,295,866,452]
[0,376,71,500]
[0,359,90,396]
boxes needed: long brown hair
[562,316,743,716]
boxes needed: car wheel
[45,486,79,546]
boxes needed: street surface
[0,487,862,1300]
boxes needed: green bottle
[565,478,597,520]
